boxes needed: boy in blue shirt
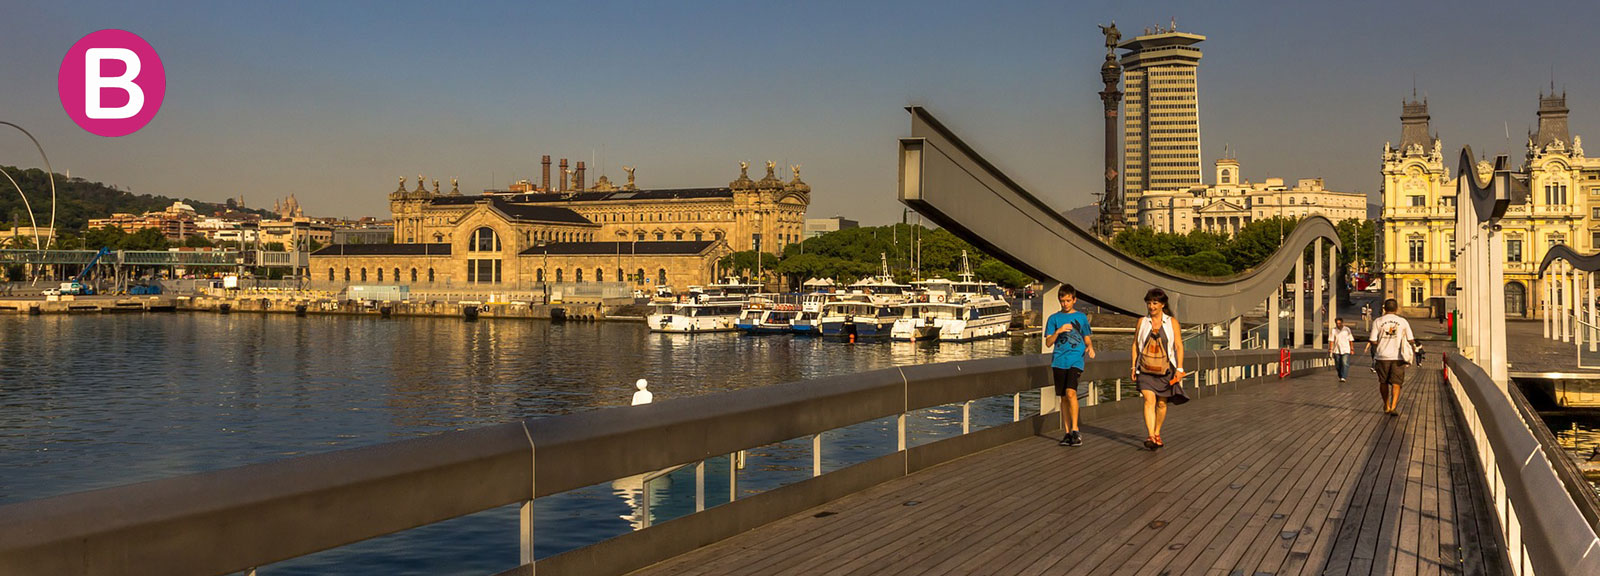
[1045,284,1095,446]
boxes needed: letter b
[85,47,144,120]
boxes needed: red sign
[1279,348,1291,378]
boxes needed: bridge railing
[0,348,1331,576]
[1443,352,1600,575]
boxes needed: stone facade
[1381,93,1600,318]
[388,161,809,255]
[1137,157,1366,235]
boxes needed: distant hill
[1062,204,1101,230]
[0,166,275,232]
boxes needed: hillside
[0,166,275,232]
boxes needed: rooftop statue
[1098,22,1120,53]
[791,164,802,179]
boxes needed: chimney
[576,161,586,191]
[559,158,569,191]
[541,155,551,191]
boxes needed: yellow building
[310,161,806,292]
[1381,93,1599,317]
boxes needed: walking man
[1045,285,1094,446]
[1364,298,1416,416]
[1329,317,1354,382]
[1360,303,1372,329]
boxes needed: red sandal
[1153,435,1164,447]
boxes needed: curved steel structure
[0,121,58,250]
[897,106,1339,324]
[1537,244,1600,275]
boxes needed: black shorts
[1375,360,1406,387]
[1053,367,1084,398]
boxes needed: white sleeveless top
[1135,315,1178,372]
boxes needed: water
[0,314,1038,574]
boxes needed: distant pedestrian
[1045,285,1095,447]
[1365,298,1417,416]
[1329,317,1354,382]
[1361,303,1372,329]
[1132,288,1184,450]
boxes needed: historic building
[1136,155,1366,235]
[309,160,806,291]
[389,160,809,255]
[1118,22,1205,225]
[1381,92,1600,317]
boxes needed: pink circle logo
[58,29,166,137]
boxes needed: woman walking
[1132,288,1184,450]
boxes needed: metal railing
[0,348,1332,576]
[1443,353,1600,575]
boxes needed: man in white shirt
[1364,298,1416,416]
[1328,317,1355,382]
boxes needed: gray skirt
[1137,371,1175,397]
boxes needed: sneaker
[1067,430,1083,447]
[1059,433,1072,446]
[1340,378,1347,382]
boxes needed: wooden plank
[1276,374,1392,576]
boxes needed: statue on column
[1098,22,1120,55]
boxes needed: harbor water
[0,314,1043,574]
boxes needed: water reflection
[0,314,1035,573]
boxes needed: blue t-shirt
[1045,310,1092,369]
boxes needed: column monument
[1096,22,1126,238]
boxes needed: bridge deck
[630,359,1506,576]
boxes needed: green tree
[183,234,215,248]
[122,228,170,250]
[83,226,128,249]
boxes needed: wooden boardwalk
[630,359,1508,576]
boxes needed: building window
[394,268,400,283]
[1591,207,1600,219]
[1546,184,1570,205]
[596,268,604,282]
[694,232,703,241]
[1592,232,1600,251]
[360,268,367,282]
[328,268,335,282]
[470,227,500,252]
[674,232,683,240]
[655,232,664,241]
[1408,238,1425,262]
[411,269,418,283]
[377,268,384,281]
[536,268,544,283]
[636,268,646,285]
[617,268,624,283]
[1507,238,1523,262]
[428,268,435,282]
[345,268,351,282]
[658,268,667,286]
[1409,284,1424,306]
[575,269,583,283]
[468,259,502,283]
[1408,195,1424,207]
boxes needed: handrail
[1443,352,1600,574]
[0,348,1326,576]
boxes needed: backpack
[1139,319,1171,375]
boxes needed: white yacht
[789,291,833,336]
[938,296,1013,341]
[890,300,964,341]
[647,294,745,333]
[817,295,880,338]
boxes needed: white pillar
[1229,316,1243,381]
[1487,227,1508,386]
[1564,262,1574,343]
[1580,270,1593,355]
[1268,288,1280,349]
[1313,238,1324,348]
[1040,282,1062,418]
[1545,272,1554,338]
[1328,245,1338,345]
[1294,252,1305,348]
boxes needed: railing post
[1012,392,1020,422]
[897,413,907,452]
[695,460,705,513]
[1545,268,1554,339]
[962,400,972,434]
[812,433,822,478]
[1088,380,1098,407]
[1268,287,1280,349]
[1115,378,1122,401]
[1590,270,1597,353]
[729,452,738,503]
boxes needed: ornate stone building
[389,161,810,255]
[309,161,807,291]
[1380,92,1600,317]
[1136,155,1366,235]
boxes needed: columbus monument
[1096,22,1125,238]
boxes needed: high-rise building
[1119,25,1205,224]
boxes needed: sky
[3,0,1599,225]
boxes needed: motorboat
[937,296,1013,341]
[647,293,744,333]
[890,301,964,341]
[789,291,832,335]
[817,295,877,338]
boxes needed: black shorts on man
[1053,367,1085,398]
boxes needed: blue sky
[2,1,1597,224]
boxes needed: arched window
[713,230,725,240]
[536,268,544,282]
[344,268,351,282]
[411,269,418,283]
[377,268,384,281]
[360,268,367,282]
[637,268,646,285]
[394,268,400,282]
[596,268,604,282]
[428,268,435,282]
[556,268,563,282]
[328,268,335,281]
[575,269,584,283]
[636,231,646,241]
[617,267,624,283]
[658,268,667,286]
[470,227,500,252]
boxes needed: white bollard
[631,379,653,405]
